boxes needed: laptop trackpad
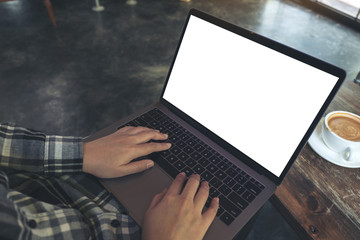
[100,166,173,225]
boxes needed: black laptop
[86,9,345,240]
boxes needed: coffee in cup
[322,111,360,161]
[327,112,360,141]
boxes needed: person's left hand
[82,126,171,178]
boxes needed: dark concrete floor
[1,0,360,239]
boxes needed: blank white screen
[163,16,338,177]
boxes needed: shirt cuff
[44,135,84,175]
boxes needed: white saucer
[308,118,360,168]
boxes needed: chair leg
[44,0,56,27]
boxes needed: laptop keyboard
[119,108,264,225]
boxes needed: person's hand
[142,173,219,240]
[82,126,171,178]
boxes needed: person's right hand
[142,173,219,240]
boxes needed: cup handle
[340,147,351,161]
[340,147,360,162]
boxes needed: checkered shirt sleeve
[0,123,141,240]
[0,123,83,175]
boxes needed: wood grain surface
[273,79,360,240]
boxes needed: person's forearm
[0,123,83,175]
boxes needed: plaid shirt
[0,123,140,240]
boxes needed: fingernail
[178,172,186,178]
[192,173,200,179]
[214,197,219,204]
[147,161,154,169]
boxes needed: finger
[166,172,187,196]
[129,130,169,144]
[182,174,200,199]
[151,132,169,141]
[202,197,219,226]
[147,187,168,210]
[194,181,210,209]
[131,142,171,159]
[122,126,159,135]
[116,160,155,177]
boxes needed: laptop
[85,9,345,240]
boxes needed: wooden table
[271,79,360,240]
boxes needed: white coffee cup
[322,111,360,161]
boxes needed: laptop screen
[163,15,340,177]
